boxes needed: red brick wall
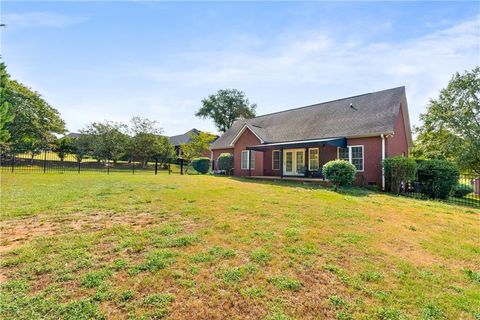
[261,144,339,176]
[232,128,263,176]
[386,104,409,157]
[214,128,388,188]
[347,136,383,187]
[263,147,280,176]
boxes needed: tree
[0,62,14,144]
[155,135,175,167]
[4,76,65,156]
[53,137,74,162]
[180,131,217,161]
[412,67,480,174]
[82,121,128,163]
[195,89,256,133]
[127,116,165,167]
[70,133,92,163]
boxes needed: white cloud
[3,12,84,28]
[136,15,479,133]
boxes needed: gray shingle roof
[64,132,81,139]
[210,86,411,150]
[169,129,201,146]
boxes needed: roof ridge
[248,86,405,121]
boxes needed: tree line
[0,62,217,166]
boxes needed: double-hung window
[272,150,280,170]
[241,150,249,169]
[308,148,319,171]
[337,146,364,171]
[241,150,255,170]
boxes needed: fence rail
[0,149,191,175]
[391,172,480,208]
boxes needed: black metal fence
[392,172,480,208]
[0,149,192,175]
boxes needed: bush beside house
[383,156,417,193]
[417,159,459,199]
[217,153,234,175]
[322,160,356,191]
[191,157,210,174]
[452,183,473,198]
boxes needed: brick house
[209,87,413,190]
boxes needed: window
[350,146,363,171]
[285,152,293,172]
[272,150,280,170]
[241,150,255,170]
[241,150,249,170]
[338,148,349,161]
[308,148,319,171]
[337,146,364,172]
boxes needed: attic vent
[350,103,358,110]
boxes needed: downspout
[381,134,385,191]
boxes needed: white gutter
[249,137,342,148]
[381,134,386,191]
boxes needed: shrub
[191,157,210,174]
[217,153,233,174]
[322,160,356,191]
[452,183,473,198]
[417,160,459,199]
[383,156,417,193]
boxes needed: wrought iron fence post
[78,161,81,174]
[180,158,183,175]
[43,150,47,173]
[107,160,110,175]
[132,159,135,175]
[168,160,171,175]
[154,158,158,175]
[11,150,14,172]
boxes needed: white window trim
[337,145,364,172]
[272,150,280,170]
[241,150,249,170]
[250,150,255,170]
[308,148,319,171]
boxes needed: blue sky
[2,1,479,136]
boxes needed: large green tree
[195,89,256,133]
[0,63,14,144]
[181,131,217,160]
[70,133,93,163]
[81,121,128,163]
[127,116,169,167]
[3,68,65,155]
[52,137,75,162]
[412,67,480,174]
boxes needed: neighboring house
[64,132,81,139]
[210,86,413,190]
[169,128,217,157]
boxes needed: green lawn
[1,173,479,319]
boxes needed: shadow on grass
[217,175,375,197]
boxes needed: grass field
[1,173,479,319]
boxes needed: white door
[283,149,305,176]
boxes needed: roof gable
[169,128,201,146]
[229,124,265,146]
